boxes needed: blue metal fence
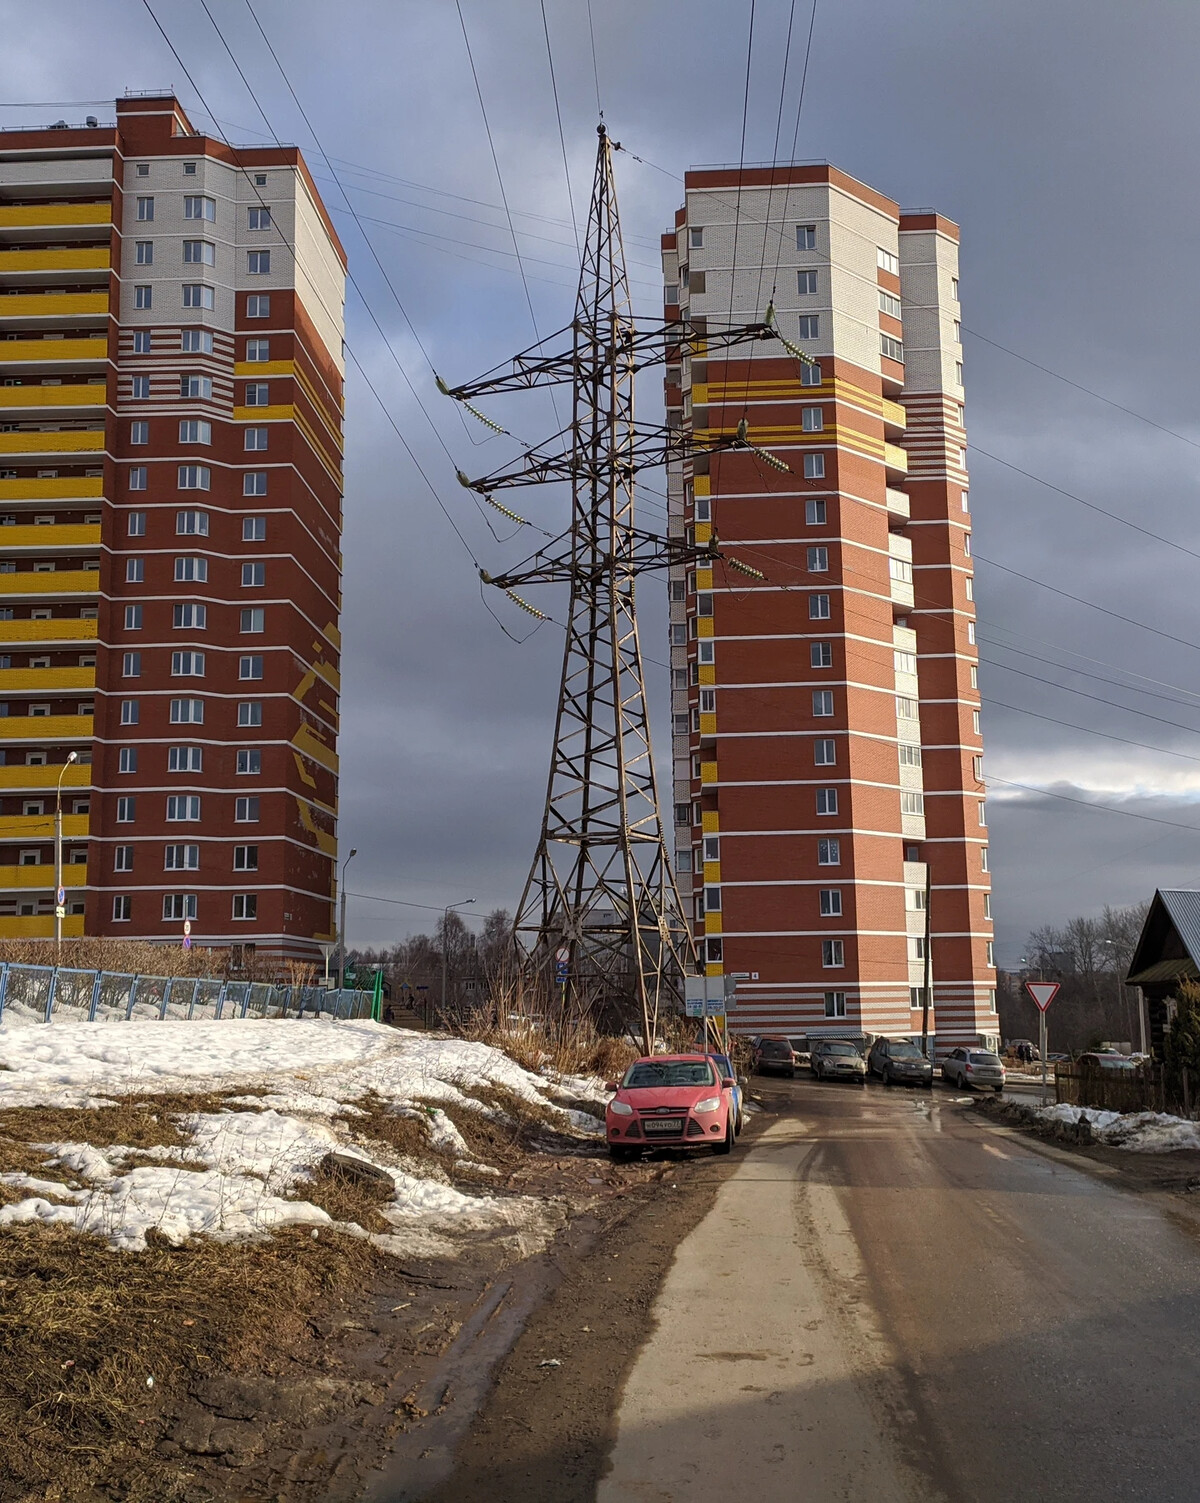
[0,962,375,1025]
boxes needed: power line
[987,776,1200,836]
[540,0,580,260]
[585,0,603,119]
[750,0,798,325]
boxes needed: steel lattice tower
[442,126,791,1049]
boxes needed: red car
[605,1054,737,1162]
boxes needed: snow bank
[0,1017,604,1251]
[1036,1102,1200,1153]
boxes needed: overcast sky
[6,0,1200,965]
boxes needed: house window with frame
[247,294,270,317]
[118,747,137,774]
[796,224,816,250]
[824,990,847,1018]
[183,195,216,221]
[176,506,209,531]
[246,339,270,362]
[797,269,818,295]
[171,651,205,677]
[805,498,826,525]
[801,406,823,432]
[236,749,262,774]
[243,472,268,497]
[822,939,844,968]
[122,650,140,677]
[175,557,208,582]
[234,845,259,871]
[163,894,198,920]
[800,361,822,386]
[239,655,264,680]
[120,699,139,725]
[123,606,142,631]
[240,609,265,634]
[132,330,152,353]
[901,791,925,816]
[176,466,211,494]
[136,196,154,221]
[808,593,830,620]
[182,239,215,265]
[126,558,144,584]
[233,894,258,920]
[878,289,902,318]
[168,746,203,772]
[697,640,715,665]
[129,467,147,491]
[797,315,819,339]
[688,226,703,249]
[181,329,214,354]
[116,797,136,823]
[169,698,204,724]
[816,787,838,815]
[244,428,268,451]
[164,845,200,871]
[819,888,842,917]
[114,846,134,873]
[706,937,723,963]
[182,284,215,310]
[134,285,152,309]
[113,895,132,921]
[881,333,904,362]
[803,452,825,480]
[243,516,267,541]
[179,419,212,444]
[980,846,989,872]
[130,422,149,446]
[173,603,207,629]
[807,546,828,572]
[166,795,201,822]
[237,701,263,727]
[131,378,150,405]
[247,250,271,274]
[244,383,269,406]
[814,739,836,766]
[818,838,840,865]
[235,796,260,823]
[899,743,922,767]
[813,689,834,717]
[811,641,832,668]
[877,246,899,274]
[180,375,213,400]
[249,207,272,230]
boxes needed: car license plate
[643,1118,683,1135]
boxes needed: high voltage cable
[725,0,757,343]
[750,0,799,326]
[987,777,1200,836]
[585,0,603,119]
[540,0,580,259]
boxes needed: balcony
[0,666,96,693]
[0,816,89,845]
[0,386,106,415]
[0,762,91,792]
[0,524,101,551]
[700,760,719,786]
[0,293,108,325]
[886,486,910,522]
[0,713,93,741]
[881,398,907,433]
[0,248,110,279]
[884,442,909,478]
[0,204,111,232]
[0,431,105,461]
[0,864,87,894]
[0,337,109,367]
[0,914,85,939]
[698,712,717,740]
[0,617,98,646]
[0,569,100,598]
[0,477,103,502]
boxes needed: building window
[247,294,270,317]
[803,453,825,480]
[176,467,211,495]
[181,285,214,312]
[967,621,976,645]
[877,246,899,275]
[183,162,197,176]
[820,889,842,917]
[127,513,148,541]
[121,651,141,680]
[132,330,152,354]
[881,334,904,363]
[822,939,844,968]
[171,651,205,677]
[983,892,992,920]
[166,795,201,822]
[243,516,267,541]
[116,797,136,823]
[818,838,840,866]
[697,641,715,666]
[236,748,262,774]
[128,466,147,492]
[797,269,818,295]
[698,688,715,715]
[174,557,208,582]
[815,739,836,766]
[895,651,917,676]
[972,709,981,735]
[796,225,816,250]
[179,419,212,444]
[114,846,134,873]
[239,655,264,680]
[956,361,963,386]
[163,894,198,921]
[978,800,987,826]
[130,376,151,403]
[816,787,838,815]
[901,791,925,816]
[247,250,271,275]
[797,315,819,339]
[986,941,995,968]
[800,361,822,387]
[181,329,214,354]
[168,745,203,772]
[813,689,834,717]
[130,422,150,449]
[241,562,265,588]
[183,195,216,222]
[810,641,832,669]
[964,577,974,602]
[808,593,830,620]
[243,428,268,452]
[113,895,132,922]
[824,990,847,1018]
[896,696,918,720]
[233,894,258,920]
[173,603,207,629]
[179,375,213,400]
[182,239,216,266]
[244,383,269,406]
[674,803,690,826]
[243,472,268,497]
[800,405,825,434]
[878,289,902,319]
[688,226,703,249]
[234,845,259,871]
[703,885,721,913]
[804,499,827,527]
[117,747,137,774]
[807,546,828,572]
[120,699,139,725]
[246,339,271,362]
[176,509,210,535]
[240,609,265,634]
[706,937,723,963]
[133,285,152,309]
[164,845,200,871]
[123,605,143,632]
[235,796,260,823]
[169,698,204,724]
[237,701,263,727]
[249,207,272,230]
[980,846,989,872]
[899,743,922,767]
[136,196,154,221]
[889,557,913,584]
[126,559,144,584]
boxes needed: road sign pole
[1040,1008,1048,1103]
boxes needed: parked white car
[942,1048,1006,1092]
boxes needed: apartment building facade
[0,94,345,960]
[662,163,996,1047]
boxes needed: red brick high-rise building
[663,163,997,1049]
[0,94,345,961]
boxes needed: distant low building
[1125,890,1200,1055]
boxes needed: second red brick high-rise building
[663,163,997,1049]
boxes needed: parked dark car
[752,1036,796,1078]
[867,1037,933,1087]
[810,1039,867,1084]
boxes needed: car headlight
[609,1099,633,1116]
[693,1096,721,1114]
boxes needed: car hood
[613,1086,713,1110]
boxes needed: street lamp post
[54,750,79,963]
[441,897,476,1021]
[337,847,357,992]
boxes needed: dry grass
[460,1017,642,1082]
[0,1222,390,1501]
[297,1157,394,1234]
[0,937,320,985]
[341,1092,439,1161]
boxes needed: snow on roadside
[0,1016,605,1252]
[1036,1102,1200,1153]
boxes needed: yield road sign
[1025,981,1059,1012]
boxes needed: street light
[337,847,357,991]
[54,750,79,963]
[441,897,476,1021]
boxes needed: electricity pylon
[440,125,790,1051]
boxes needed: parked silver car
[811,1039,867,1084]
[942,1048,1006,1092]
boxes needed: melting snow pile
[1037,1102,1200,1153]
[0,1016,604,1253]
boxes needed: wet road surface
[599,1078,1200,1502]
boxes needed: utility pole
[337,847,356,991]
[441,126,795,1053]
[440,897,476,1020]
[54,750,78,964]
[920,861,933,1062]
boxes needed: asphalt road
[598,1076,1200,1503]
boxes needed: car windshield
[624,1060,715,1088]
[709,1054,734,1077]
[889,1043,924,1059]
[825,1043,858,1057]
[969,1052,1001,1065]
